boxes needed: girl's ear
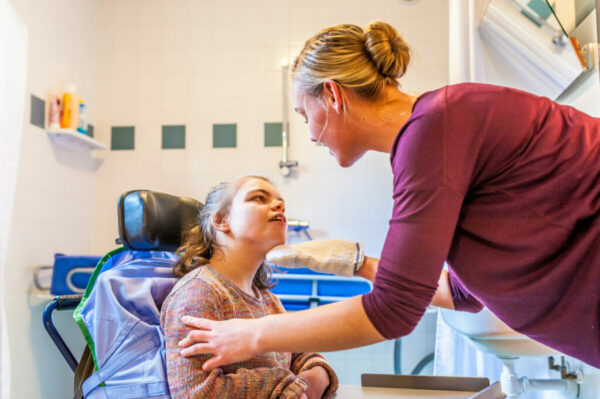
[323,80,344,114]
[213,212,230,233]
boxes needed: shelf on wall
[47,128,107,151]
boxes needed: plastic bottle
[60,85,79,130]
[77,100,87,135]
[49,95,61,130]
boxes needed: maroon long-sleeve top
[362,83,600,367]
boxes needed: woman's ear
[213,212,230,233]
[323,80,344,114]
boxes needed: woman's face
[225,178,287,252]
[292,79,366,167]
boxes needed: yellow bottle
[60,85,79,130]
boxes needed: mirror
[477,0,589,100]
[545,0,596,35]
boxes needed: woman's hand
[178,316,260,370]
[266,239,364,277]
[179,296,385,371]
[298,366,330,399]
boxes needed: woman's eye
[254,195,266,202]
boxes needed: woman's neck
[208,243,265,297]
[352,86,417,154]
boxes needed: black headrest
[117,190,203,252]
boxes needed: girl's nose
[272,200,285,212]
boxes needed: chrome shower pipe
[596,0,599,43]
[280,63,298,176]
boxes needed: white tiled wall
[90,0,449,387]
[92,0,450,256]
[5,1,99,398]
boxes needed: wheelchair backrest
[73,190,202,398]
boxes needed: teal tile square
[111,126,135,150]
[527,0,552,19]
[213,124,237,148]
[30,95,45,129]
[264,122,283,147]
[162,125,186,149]
[87,124,94,138]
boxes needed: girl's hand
[178,316,260,370]
[298,366,330,399]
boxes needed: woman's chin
[337,155,360,168]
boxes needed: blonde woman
[178,22,600,369]
[160,175,337,398]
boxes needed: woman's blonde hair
[173,174,276,289]
[292,21,410,100]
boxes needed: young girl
[160,175,338,399]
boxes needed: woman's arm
[355,256,378,281]
[179,296,385,370]
[357,257,454,309]
[179,262,455,371]
[430,269,455,310]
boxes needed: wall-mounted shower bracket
[280,64,298,177]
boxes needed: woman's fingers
[178,328,211,348]
[179,343,216,357]
[181,316,214,330]
[176,317,261,368]
[202,354,226,371]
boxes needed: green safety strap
[73,246,127,370]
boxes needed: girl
[160,174,338,399]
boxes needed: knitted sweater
[160,266,338,398]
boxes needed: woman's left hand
[178,316,260,370]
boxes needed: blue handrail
[42,295,83,371]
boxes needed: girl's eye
[254,195,266,202]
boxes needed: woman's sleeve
[290,352,339,399]
[361,186,464,340]
[448,269,484,312]
[161,279,309,399]
[361,90,468,340]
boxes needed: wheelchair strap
[82,331,167,398]
[86,382,168,399]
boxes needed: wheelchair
[43,190,201,398]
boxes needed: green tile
[162,125,186,149]
[111,126,135,150]
[527,0,552,19]
[30,95,45,129]
[87,124,94,138]
[213,124,237,148]
[264,122,283,147]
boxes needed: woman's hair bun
[364,21,410,80]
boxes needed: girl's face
[225,178,287,252]
[292,79,366,167]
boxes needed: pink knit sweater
[160,266,338,398]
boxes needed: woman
[161,174,338,398]
[177,22,600,370]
